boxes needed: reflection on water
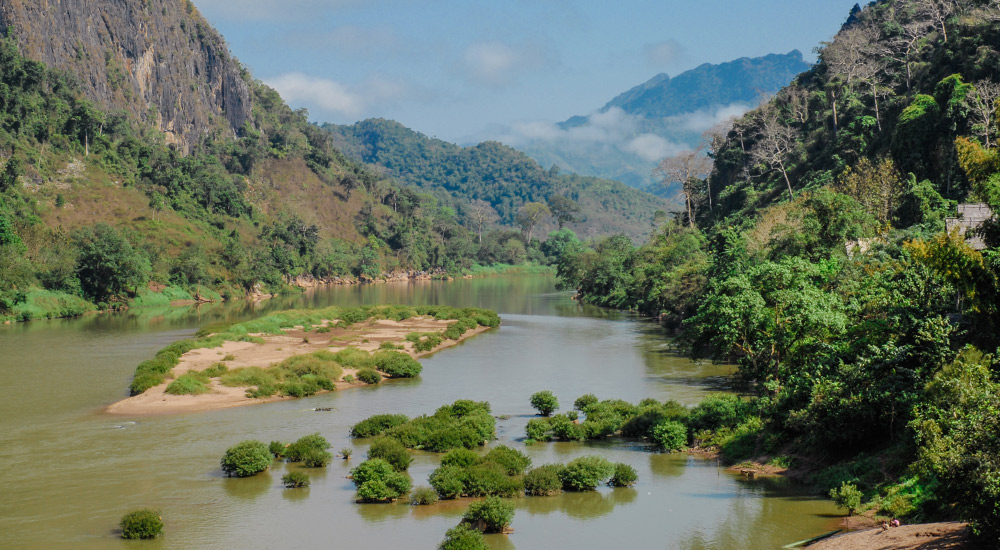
[0,276,839,549]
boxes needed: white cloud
[460,41,549,87]
[670,102,752,133]
[643,39,684,68]
[265,73,364,117]
[626,133,683,162]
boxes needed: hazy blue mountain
[504,51,812,190]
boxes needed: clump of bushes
[462,496,514,533]
[217,350,341,398]
[559,456,615,491]
[652,420,688,451]
[285,433,332,467]
[610,463,638,487]
[530,390,559,416]
[165,372,210,395]
[120,509,163,539]
[221,440,272,477]
[439,524,488,550]
[830,481,864,516]
[368,437,413,471]
[428,445,529,499]
[410,486,439,505]
[407,331,443,352]
[357,368,382,384]
[351,414,409,438]
[269,440,287,458]
[372,351,422,378]
[351,458,412,502]
[282,471,310,488]
[352,400,495,452]
[524,464,563,496]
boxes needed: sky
[194,0,860,144]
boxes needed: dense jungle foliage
[557,0,1000,542]
[0,37,577,322]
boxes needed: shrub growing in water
[410,486,439,505]
[652,420,687,451]
[574,393,599,411]
[357,368,382,384]
[373,351,422,378]
[351,413,409,438]
[559,456,614,491]
[439,524,489,550]
[368,437,413,471]
[463,496,514,533]
[429,465,466,499]
[441,448,481,468]
[220,440,272,477]
[269,441,287,458]
[120,509,163,539]
[302,448,333,468]
[351,458,412,502]
[610,463,638,487]
[483,445,531,476]
[285,433,332,463]
[282,471,310,488]
[530,390,559,416]
[524,464,563,496]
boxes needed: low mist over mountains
[498,51,811,189]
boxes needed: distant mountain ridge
[510,51,812,189]
[326,118,671,241]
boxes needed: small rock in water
[314,407,333,412]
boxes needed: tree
[655,150,712,226]
[119,509,163,540]
[516,202,550,242]
[439,524,488,550]
[970,80,1000,148]
[75,223,151,303]
[0,156,22,192]
[462,496,514,533]
[467,199,498,244]
[547,195,580,229]
[220,440,272,477]
[829,482,863,516]
[912,0,954,43]
[530,390,559,416]
[750,106,800,201]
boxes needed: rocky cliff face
[0,0,253,150]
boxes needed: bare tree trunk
[873,82,882,132]
[778,160,794,200]
[685,191,694,228]
[831,90,839,133]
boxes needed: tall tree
[655,150,712,226]
[516,202,551,243]
[467,199,498,244]
[971,80,1000,148]
[750,106,800,201]
[547,195,581,229]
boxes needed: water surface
[0,277,839,549]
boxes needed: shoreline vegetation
[106,305,500,415]
[1,264,550,325]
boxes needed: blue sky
[194,0,859,143]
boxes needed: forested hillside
[0,1,602,323]
[558,0,1000,542]
[326,118,669,240]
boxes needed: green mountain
[325,118,670,241]
[558,0,1000,541]
[0,0,585,322]
[511,51,811,189]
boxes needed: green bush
[462,462,524,497]
[352,458,411,502]
[119,509,163,540]
[441,448,481,468]
[351,458,396,486]
[357,368,382,384]
[333,347,375,369]
[368,437,412,471]
[201,362,229,377]
[340,447,353,460]
[429,465,466,499]
[165,372,209,395]
[269,441,287,458]
[524,464,564,496]
[221,440,272,477]
[351,414,409,438]
[373,351,422,377]
[377,400,495,452]
[574,393,599,411]
[525,418,552,441]
[610,463,638,487]
[652,420,687,451]
[530,390,559,416]
[463,496,514,533]
[285,433,332,463]
[559,456,614,491]
[302,448,333,468]
[342,374,355,383]
[830,481,864,516]
[410,486,439,505]
[282,471,310,488]
[357,479,396,502]
[550,414,584,441]
[439,524,488,550]
[483,445,531,475]
[688,394,753,432]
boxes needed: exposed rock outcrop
[0,0,253,150]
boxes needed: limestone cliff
[0,0,253,150]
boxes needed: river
[0,276,840,549]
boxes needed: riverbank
[806,522,972,549]
[107,308,497,415]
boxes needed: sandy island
[107,316,494,416]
